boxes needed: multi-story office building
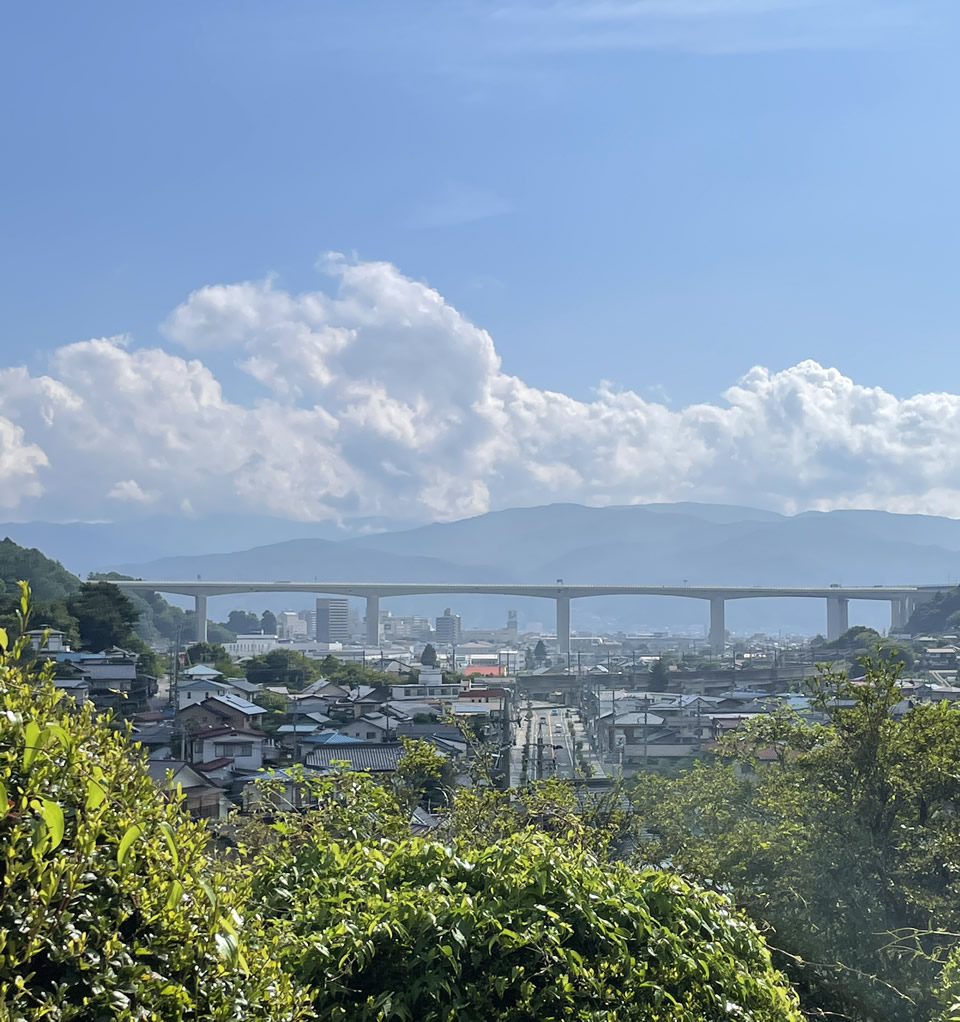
[316,598,350,642]
[435,608,462,645]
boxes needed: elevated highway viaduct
[117,581,945,653]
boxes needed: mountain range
[2,502,959,636]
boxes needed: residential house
[305,742,405,775]
[146,759,229,819]
[458,687,507,704]
[52,676,89,704]
[338,713,396,742]
[182,664,226,681]
[177,678,237,711]
[241,769,320,812]
[190,726,266,772]
[179,693,264,731]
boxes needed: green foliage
[907,587,960,635]
[246,649,325,690]
[0,538,79,601]
[253,828,801,1022]
[393,738,456,811]
[226,610,261,634]
[634,656,960,1021]
[533,639,546,663]
[315,654,394,690]
[186,641,229,665]
[89,573,188,644]
[261,610,277,635]
[0,584,310,1021]
[420,643,438,667]
[66,581,140,652]
[648,658,669,687]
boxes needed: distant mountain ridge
[84,501,960,635]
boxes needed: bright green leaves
[254,829,802,1022]
[85,773,107,810]
[39,798,64,851]
[22,720,42,770]
[116,823,142,865]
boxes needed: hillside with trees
[906,586,960,634]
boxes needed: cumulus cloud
[108,480,157,504]
[0,256,957,523]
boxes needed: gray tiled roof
[305,742,404,773]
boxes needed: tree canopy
[632,655,960,1021]
[420,642,438,666]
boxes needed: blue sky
[1,1,960,526]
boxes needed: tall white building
[316,598,350,642]
[277,611,307,639]
[435,608,462,645]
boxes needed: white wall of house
[338,720,392,741]
[194,734,264,771]
[177,682,235,711]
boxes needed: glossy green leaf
[117,823,141,865]
[39,799,64,851]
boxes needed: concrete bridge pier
[556,596,571,655]
[826,596,849,641]
[708,597,725,655]
[194,593,208,643]
[890,598,908,632]
[365,594,380,646]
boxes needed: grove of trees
[632,655,960,1021]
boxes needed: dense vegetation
[906,587,960,635]
[633,656,960,1021]
[1,586,804,1021]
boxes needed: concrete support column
[890,598,907,632]
[365,594,380,646]
[194,594,208,643]
[826,597,849,641]
[556,596,571,655]
[708,597,725,655]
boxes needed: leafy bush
[253,828,801,1021]
[0,592,309,1021]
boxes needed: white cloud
[0,257,959,523]
[108,480,157,504]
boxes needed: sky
[2,0,960,527]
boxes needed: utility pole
[536,718,544,781]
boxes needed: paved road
[510,702,607,785]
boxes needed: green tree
[649,657,668,688]
[260,610,278,635]
[533,639,547,664]
[67,581,141,652]
[393,737,456,810]
[0,585,311,1021]
[523,646,535,670]
[226,609,260,634]
[633,655,960,1021]
[420,642,438,666]
[186,641,229,665]
[251,826,801,1022]
[246,648,323,689]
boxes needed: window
[215,742,252,758]
[365,731,376,739]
